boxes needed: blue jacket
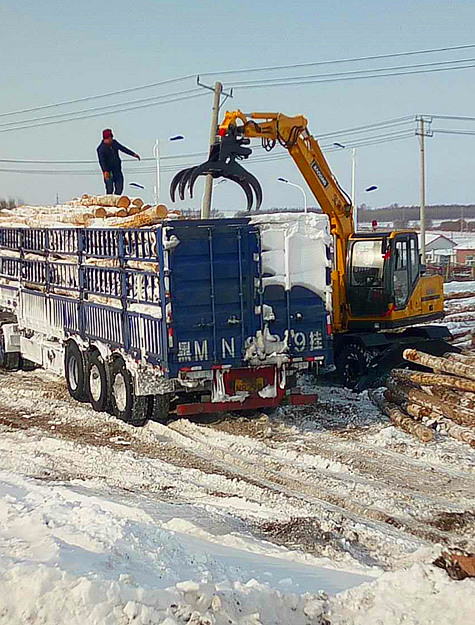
[97,139,135,172]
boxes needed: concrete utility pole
[351,148,357,230]
[201,82,223,219]
[416,116,432,263]
[420,118,426,261]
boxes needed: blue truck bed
[0,214,333,380]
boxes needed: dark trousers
[104,169,124,195]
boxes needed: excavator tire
[335,343,370,389]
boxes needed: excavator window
[347,238,389,316]
[349,240,384,287]
[393,238,409,308]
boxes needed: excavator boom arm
[220,111,354,330]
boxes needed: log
[436,417,475,448]
[80,194,131,209]
[104,204,168,229]
[445,352,475,367]
[424,385,475,412]
[384,388,433,420]
[130,197,144,209]
[370,390,434,442]
[403,349,475,381]
[391,369,475,393]
[94,207,107,218]
[386,379,475,427]
[128,206,141,216]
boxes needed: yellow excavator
[170,110,455,388]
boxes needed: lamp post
[153,134,184,204]
[277,177,307,213]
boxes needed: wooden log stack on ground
[370,348,475,448]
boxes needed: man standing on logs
[97,129,140,195]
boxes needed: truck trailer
[0,212,333,425]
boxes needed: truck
[0,211,333,425]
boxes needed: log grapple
[170,125,263,211]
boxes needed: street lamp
[277,177,307,213]
[153,135,185,204]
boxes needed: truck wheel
[336,343,368,389]
[110,359,148,427]
[65,341,87,401]
[148,394,170,424]
[0,329,19,371]
[87,351,108,412]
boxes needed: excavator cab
[347,231,444,329]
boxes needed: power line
[1,43,473,123]
[430,115,475,121]
[433,128,475,135]
[317,116,414,139]
[200,43,475,77]
[232,61,475,90]
[236,62,475,90]
[0,87,203,129]
[0,74,196,119]
[0,91,208,133]
[227,57,475,88]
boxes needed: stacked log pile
[444,288,475,349]
[371,348,475,448]
[0,194,182,229]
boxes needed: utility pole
[420,118,426,261]
[351,148,357,230]
[416,116,432,263]
[201,82,223,219]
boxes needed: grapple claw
[178,167,197,200]
[170,167,192,203]
[169,125,263,211]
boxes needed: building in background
[419,234,457,265]
[456,239,475,266]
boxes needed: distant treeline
[0,197,22,210]
[358,204,475,223]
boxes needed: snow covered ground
[0,362,474,623]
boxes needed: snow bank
[444,280,475,295]
[0,470,365,624]
[329,562,475,625]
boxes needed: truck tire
[110,359,148,427]
[0,329,20,371]
[336,343,368,389]
[87,351,108,412]
[65,341,87,401]
[148,394,170,424]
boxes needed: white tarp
[250,212,332,311]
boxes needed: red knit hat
[102,129,113,140]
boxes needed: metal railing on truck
[0,227,168,369]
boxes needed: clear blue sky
[1,0,474,211]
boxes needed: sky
[0,0,474,212]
